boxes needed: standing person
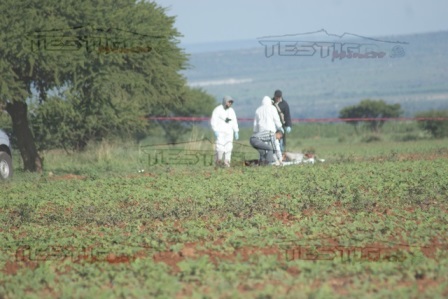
[250,130,283,166]
[211,96,239,167]
[272,90,292,151]
[253,96,284,134]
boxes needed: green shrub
[361,134,382,143]
[30,96,147,151]
[415,110,448,138]
[393,133,421,142]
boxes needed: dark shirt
[274,99,292,127]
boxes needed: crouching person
[250,130,283,166]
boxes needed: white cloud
[188,78,253,87]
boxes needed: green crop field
[1,126,448,298]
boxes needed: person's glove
[214,131,219,138]
[286,126,291,133]
[234,132,239,140]
[225,118,231,123]
[279,127,285,134]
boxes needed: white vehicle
[0,129,13,180]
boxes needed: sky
[153,0,448,45]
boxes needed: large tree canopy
[30,86,217,151]
[0,0,193,172]
[339,99,402,133]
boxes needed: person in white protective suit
[252,96,284,164]
[253,96,284,134]
[211,96,239,167]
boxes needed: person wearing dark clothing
[272,89,292,151]
[250,130,283,165]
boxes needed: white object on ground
[282,152,325,166]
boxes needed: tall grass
[30,139,141,176]
[8,121,447,177]
[184,126,214,151]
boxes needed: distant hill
[181,31,448,119]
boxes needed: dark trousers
[281,128,287,150]
[250,137,274,164]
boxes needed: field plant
[1,127,447,298]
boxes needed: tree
[148,87,217,144]
[415,110,448,138]
[339,99,402,133]
[1,0,188,171]
[31,86,217,150]
[30,92,149,151]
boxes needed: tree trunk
[6,101,43,173]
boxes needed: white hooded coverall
[253,96,283,133]
[211,98,239,165]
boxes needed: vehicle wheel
[0,151,13,180]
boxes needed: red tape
[144,116,448,123]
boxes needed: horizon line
[180,29,447,46]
